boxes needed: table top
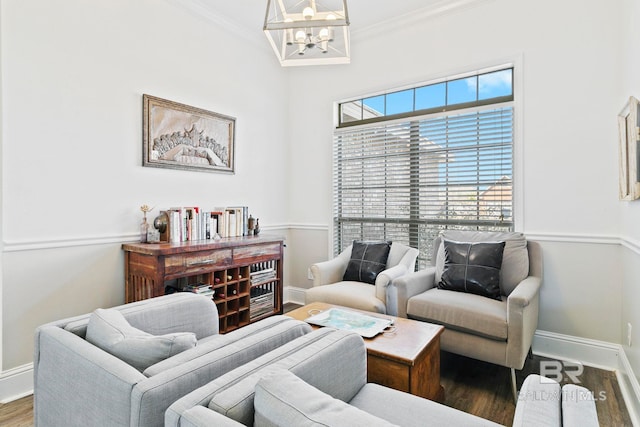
[286,302,444,366]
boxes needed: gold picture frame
[143,94,235,174]
[618,96,640,200]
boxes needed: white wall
[286,0,628,346]
[619,0,640,389]
[0,0,289,370]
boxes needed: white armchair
[306,242,419,315]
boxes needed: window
[334,67,514,268]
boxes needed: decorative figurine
[140,205,153,243]
[254,218,260,235]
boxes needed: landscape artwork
[143,94,235,173]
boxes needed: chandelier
[263,0,350,67]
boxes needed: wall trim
[2,225,290,253]
[533,330,640,426]
[284,286,307,305]
[0,363,33,404]
[4,229,636,253]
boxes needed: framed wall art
[618,96,640,200]
[143,94,235,173]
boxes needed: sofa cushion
[199,329,366,426]
[435,231,530,296]
[85,308,196,371]
[305,281,386,314]
[407,288,508,340]
[350,383,502,427]
[254,369,398,427]
[438,240,505,300]
[343,240,391,285]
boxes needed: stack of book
[250,286,274,320]
[250,268,277,285]
[183,283,215,299]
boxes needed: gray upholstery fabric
[561,384,600,427]
[351,383,502,427]
[62,292,218,339]
[512,374,562,427]
[34,293,311,427]
[307,242,419,315]
[143,315,304,376]
[181,406,245,427]
[85,308,197,371]
[254,369,398,427]
[208,329,365,426]
[407,289,508,340]
[166,328,366,427]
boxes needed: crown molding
[163,0,265,49]
[352,0,495,41]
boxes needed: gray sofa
[166,327,500,427]
[167,327,599,427]
[33,293,311,427]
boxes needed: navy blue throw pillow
[343,241,391,285]
[438,240,505,300]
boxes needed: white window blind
[333,105,514,268]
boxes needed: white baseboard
[533,330,640,426]
[284,286,307,305]
[0,363,33,404]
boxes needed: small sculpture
[254,218,260,235]
[139,205,153,243]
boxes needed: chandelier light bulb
[303,6,314,20]
[295,30,306,44]
[319,28,329,41]
[285,19,294,45]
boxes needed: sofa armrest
[561,384,599,427]
[375,264,408,301]
[133,318,311,427]
[513,374,561,427]
[386,268,436,317]
[34,326,145,427]
[180,406,245,427]
[506,276,541,369]
[310,249,351,286]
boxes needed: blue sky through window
[359,68,512,120]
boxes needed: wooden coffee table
[286,302,445,401]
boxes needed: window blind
[333,104,514,268]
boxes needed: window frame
[332,65,519,266]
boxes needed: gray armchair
[306,242,419,314]
[33,293,311,427]
[389,231,542,400]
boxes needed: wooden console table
[122,235,284,333]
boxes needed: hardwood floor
[440,351,633,426]
[1,306,632,426]
[0,395,32,427]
